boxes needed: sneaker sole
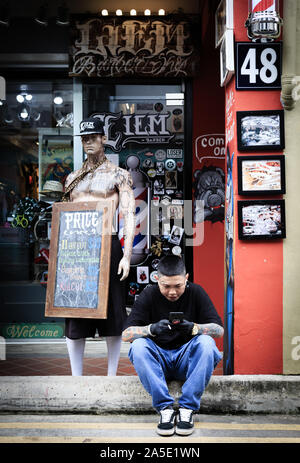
[175,427,194,436]
[156,428,175,436]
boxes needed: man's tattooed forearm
[196,323,224,338]
[122,326,149,342]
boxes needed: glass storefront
[0,78,188,335]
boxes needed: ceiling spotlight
[0,3,9,26]
[54,95,63,105]
[56,2,69,26]
[16,94,25,103]
[158,9,165,16]
[130,9,137,16]
[20,109,29,119]
[116,9,122,16]
[18,104,30,121]
[34,4,48,26]
[16,92,32,103]
[144,9,151,16]
[101,9,109,16]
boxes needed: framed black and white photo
[220,29,235,87]
[215,0,234,48]
[238,199,286,240]
[237,155,286,195]
[237,110,285,152]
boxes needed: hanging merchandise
[11,197,38,229]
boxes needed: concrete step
[0,375,300,414]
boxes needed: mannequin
[63,117,135,376]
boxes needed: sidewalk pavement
[0,338,223,376]
[0,339,299,415]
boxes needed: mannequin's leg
[65,337,86,376]
[106,335,122,376]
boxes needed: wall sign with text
[235,42,282,90]
[45,201,113,319]
[69,16,201,78]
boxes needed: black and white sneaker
[157,407,176,436]
[176,408,194,436]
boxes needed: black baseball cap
[76,117,105,136]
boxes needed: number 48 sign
[235,42,282,90]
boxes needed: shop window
[0,79,73,284]
[83,83,185,306]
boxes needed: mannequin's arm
[117,171,136,280]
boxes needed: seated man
[122,255,223,437]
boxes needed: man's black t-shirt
[123,282,223,350]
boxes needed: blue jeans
[128,335,222,411]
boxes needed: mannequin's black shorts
[65,235,127,339]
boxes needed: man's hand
[118,256,130,281]
[150,319,172,336]
[174,319,194,335]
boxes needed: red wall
[192,9,225,352]
[226,0,283,373]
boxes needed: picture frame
[220,29,235,87]
[169,225,184,245]
[237,155,286,195]
[45,200,113,319]
[238,199,286,240]
[215,0,234,48]
[237,110,285,152]
[165,170,177,189]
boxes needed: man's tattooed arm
[122,326,149,343]
[194,323,224,338]
[122,323,224,342]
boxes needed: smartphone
[169,312,184,324]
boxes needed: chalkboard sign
[45,201,113,319]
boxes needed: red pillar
[225,0,283,374]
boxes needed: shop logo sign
[94,112,174,152]
[69,17,201,78]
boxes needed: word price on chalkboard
[45,201,113,319]
[235,42,282,90]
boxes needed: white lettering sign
[94,112,174,152]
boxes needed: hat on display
[40,180,64,197]
[76,117,105,136]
